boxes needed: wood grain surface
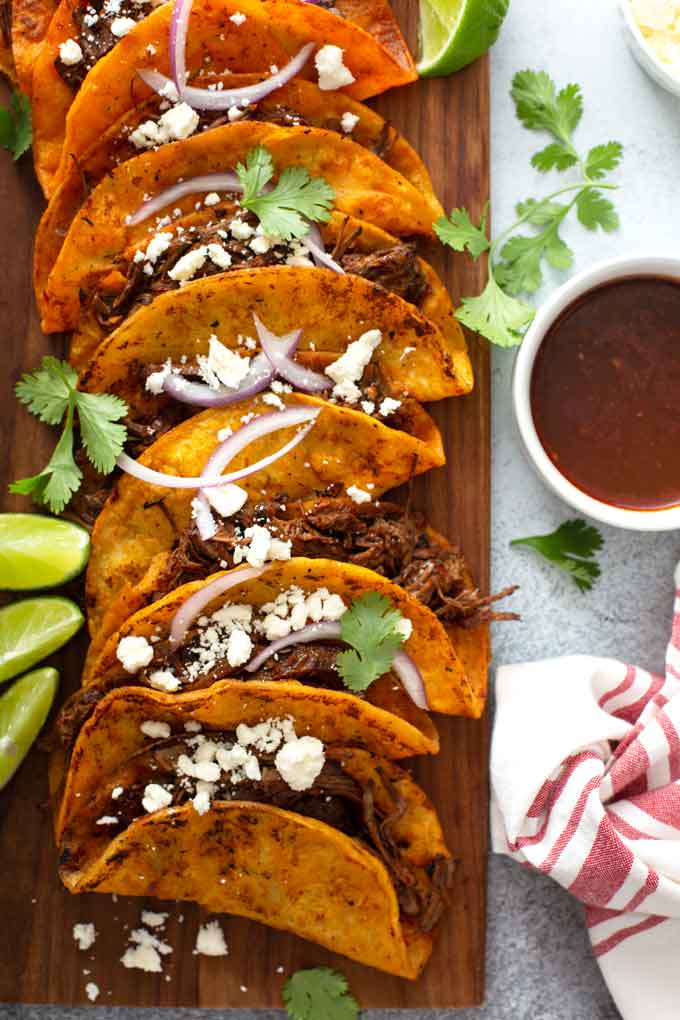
[0,1,490,1007]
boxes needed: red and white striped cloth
[491,564,680,1020]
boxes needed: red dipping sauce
[530,276,680,511]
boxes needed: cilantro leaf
[496,218,573,295]
[584,141,623,180]
[336,591,407,692]
[531,142,578,173]
[76,391,128,474]
[235,145,275,205]
[511,518,603,593]
[283,968,359,1020]
[434,205,490,259]
[0,92,32,160]
[455,275,534,347]
[15,356,78,425]
[576,187,619,231]
[512,71,583,140]
[236,146,335,241]
[516,198,569,226]
[11,357,128,514]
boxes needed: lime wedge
[0,513,90,591]
[418,0,510,77]
[0,597,83,684]
[0,666,59,789]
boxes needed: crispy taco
[82,495,514,714]
[56,683,453,978]
[31,0,416,193]
[76,268,471,404]
[83,393,445,637]
[37,123,443,335]
[63,554,474,751]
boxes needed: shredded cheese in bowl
[630,0,680,71]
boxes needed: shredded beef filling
[88,733,451,929]
[54,0,152,90]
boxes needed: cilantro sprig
[511,518,603,592]
[283,968,359,1020]
[236,146,335,241]
[336,591,408,692]
[0,91,32,160]
[435,69,623,347]
[10,357,128,514]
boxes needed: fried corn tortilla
[31,0,417,194]
[38,122,442,334]
[77,267,470,407]
[72,556,473,734]
[85,393,445,636]
[56,683,451,978]
[81,497,493,715]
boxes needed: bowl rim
[512,254,680,533]
[618,0,680,96]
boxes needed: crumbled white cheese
[130,102,201,149]
[140,720,171,740]
[233,524,292,568]
[168,247,208,282]
[199,335,249,389]
[395,617,413,640]
[110,15,137,36]
[228,104,246,121]
[229,10,246,24]
[85,982,100,1002]
[347,484,371,504]
[249,234,273,255]
[148,669,181,692]
[141,783,173,813]
[177,753,221,783]
[285,240,314,268]
[204,482,248,518]
[379,396,402,417]
[360,399,375,415]
[325,329,382,403]
[205,242,232,269]
[73,923,96,951]
[145,360,173,394]
[340,111,360,133]
[226,627,253,668]
[275,735,325,791]
[141,911,168,928]
[195,920,229,956]
[116,634,154,672]
[185,720,202,732]
[59,38,83,65]
[230,216,255,240]
[111,786,124,799]
[315,45,356,90]
[121,927,172,972]
[262,391,285,410]
[236,717,295,753]
[95,815,119,825]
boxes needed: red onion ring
[128,173,243,226]
[302,224,345,274]
[254,316,330,393]
[169,565,264,649]
[162,353,273,408]
[117,406,320,489]
[245,620,429,709]
[169,0,191,96]
[139,42,316,112]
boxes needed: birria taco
[83,393,445,637]
[36,124,443,337]
[62,553,474,754]
[31,0,417,193]
[56,684,452,978]
[76,268,471,405]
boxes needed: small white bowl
[512,254,680,533]
[619,0,680,98]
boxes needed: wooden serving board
[0,1,490,1007]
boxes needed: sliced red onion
[392,650,429,710]
[117,406,320,489]
[245,620,430,709]
[128,173,243,226]
[169,0,191,96]
[302,224,345,275]
[169,565,264,649]
[254,316,330,394]
[162,353,273,408]
[139,42,316,112]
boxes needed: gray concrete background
[4,0,680,1016]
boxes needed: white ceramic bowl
[619,0,680,98]
[512,255,680,532]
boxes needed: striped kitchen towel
[491,563,680,1020]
